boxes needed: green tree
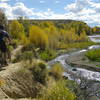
[0,9,8,30]
[17,16,30,36]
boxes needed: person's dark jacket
[0,29,10,41]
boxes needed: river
[48,35,100,82]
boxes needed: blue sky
[0,0,100,27]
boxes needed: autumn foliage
[9,19,90,50]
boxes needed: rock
[72,68,77,71]
[87,96,100,100]
[86,82,100,98]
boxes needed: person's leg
[2,41,8,66]
[4,52,8,65]
[1,53,5,66]
[0,52,3,67]
[1,52,8,66]
[7,49,11,63]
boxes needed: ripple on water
[48,35,100,82]
[76,68,100,81]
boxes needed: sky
[0,0,100,27]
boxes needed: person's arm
[3,31,11,42]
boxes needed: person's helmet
[0,25,4,30]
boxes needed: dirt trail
[11,45,23,61]
[0,45,43,99]
[0,46,23,98]
[0,45,23,72]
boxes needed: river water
[48,35,100,82]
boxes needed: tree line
[0,9,99,51]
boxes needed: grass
[86,49,100,62]
[97,65,100,67]
[38,79,76,100]
[58,41,96,50]
[39,41,96,61]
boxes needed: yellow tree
[59,29,67,42]
[29,25,48,50]
[79,31,88,42]
[47,26,59,49]
[9,20,25,39]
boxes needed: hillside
[9,19,92,35]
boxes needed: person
[0,25,11,67]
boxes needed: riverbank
[65,51,100,72]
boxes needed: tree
[79,31,88,42]
[17,16,30,36]
[0,9,8,30]
[47,26,59,49]
[92,26,100,34]
[29,25,48,50]
[9,20,25,39]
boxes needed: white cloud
[12,2,34,17]
[0,0,100,26]
[55,1,60,4]
[0,3,13,18]
[64,0,100,26]
[0,2,34,19]
[0,0,10,2]
[40,0,45,3]
[90,2,100,13]
[65,0,91,13]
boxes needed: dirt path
[11,45,23,61]
[0,45,23,72]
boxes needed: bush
[50,63,64,80]
[31,62,48,85]
[86,49,100,62]
[39,80,76,100]
[39,49,57,61]
[97,65,100,67]
[13,51,34,63]
[11,39,19,49]
[22,51,34,63]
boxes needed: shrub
[39,80,76,100]
[12,52,22,63]
[31,62,48,85]
[37,62,47,70]
[50,63,64,80]
[22,43,39,58]
[97,65,100,67]
[86,49,100,62]
[39,49,57,61]
[22,51,34,64]
[13,51,34,63]
[11,39,19,49]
